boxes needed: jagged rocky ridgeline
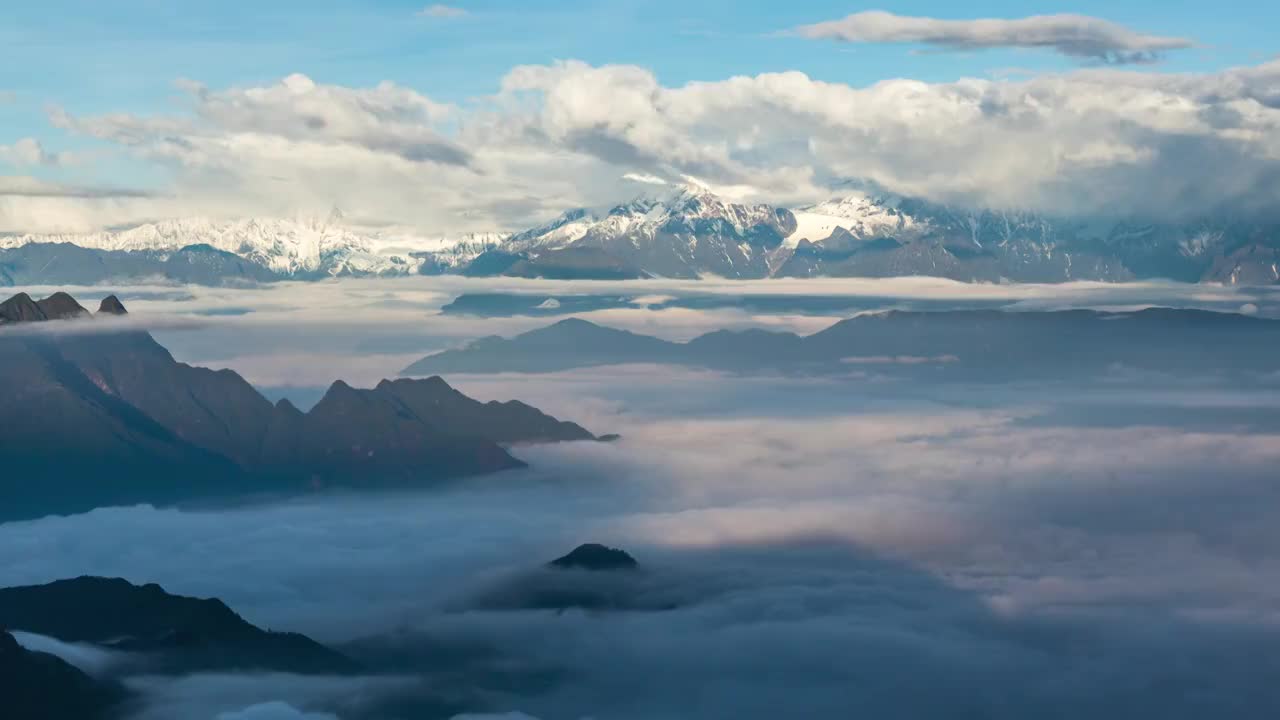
[0,291,126,324]
[0,291,606,523]
[4,185,1279,285]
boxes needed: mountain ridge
[0,576,357,675]
[6,184,1280,284]
[403,308,1280,378]
[0,629,125,720]
[0,292,604,522]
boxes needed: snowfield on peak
[788,194,922,247]
[3,217,507,278]
[497,184,797,278]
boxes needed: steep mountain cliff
[0,292,603,521]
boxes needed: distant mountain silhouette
[404,309,1280,378]
[0,292,604,522]
[549,544,639,571]
[0,242,280,287]
[469,543,682,612]
[0,577,357,676]
[404,318,672,375]
[0,630,125,720]
[463,246,646,280]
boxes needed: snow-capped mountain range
[500,184,797,278]
[3,183,1278,285]
[0,211,505,279]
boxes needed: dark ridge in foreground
[0,291,605,523]
[403,308,1280,379]
[0,630,125,720]
[0,576,358,675]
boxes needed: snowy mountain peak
[501,183,796,278]
[512,184,792,249]
[788,193,921,247]
[1,216,508,278]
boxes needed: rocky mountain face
[404,309,1280,378]
[0,292,602,522]
[501,185,797,279]
[0,629,125,720]
[774,195,1280,283]
[0,577,356,675]
[6,186,1278,284]
[486,188,1280,283]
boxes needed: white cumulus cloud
[8,58,1280,234]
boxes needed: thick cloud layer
[3,362,1280,718]
[12,56,1280,233]
[794,11,1193,64]
[9,275,1274,389]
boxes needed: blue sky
[2,1,1269,133]
[1,1,1277,232]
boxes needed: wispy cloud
[0,176,152,199]
[417,4,467,19]
[793,11,1194,64]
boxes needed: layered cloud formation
[794,11,1194,64]
[5,361,1280,718]
[10,54,1280,235]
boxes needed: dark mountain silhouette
[549,544,639,571]
[0,291,90,323]
[265,379,523,486]
[0,292,603,522]
[0,577,357,675]
[375,377,595,444]
[96,295,128,315]
[0,630,125,720]
[36,291,92,319]
[462,246,646,280]
[0,322,246,521]
[403,309,1280,378]
[469,544,675,612]
[404,318,673,375]
[0,242,280,287]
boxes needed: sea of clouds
[4,278,1280,717]
[5,368,1280,717]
